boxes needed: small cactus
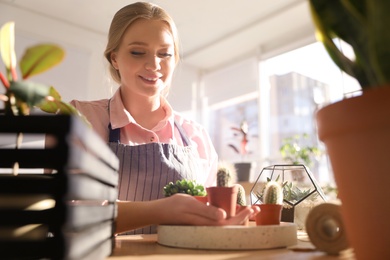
[236,184,246,206]
[216,161,236,187]
[217,162,245,206]
[217,168,231,187]
[263,181,283,205]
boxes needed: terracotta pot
[206,186,238,218]
[316,87,390,260]
[194,195,208,204]
[255,204,283,225]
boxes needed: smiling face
[110,18,176,99]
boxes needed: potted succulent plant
[280,134,320,186]
[281,180,321,229]
[163,179,208,204]
[255,181,283,226]
[206,163,238,218]
[309,1,390,259]
[206,162,247,219]
[251,167,326,229]
[278,135,323,226]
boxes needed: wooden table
[108,231,355,260]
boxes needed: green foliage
[283,182,316,202]
[0,21,83,118]
[163,180,207,197]
[263,181,283,205]
[20,44,65,79]
[309,0,390,89]
[256,175,317,204]
[0,22,16,75]
[279,134,320,167]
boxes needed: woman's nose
[145,55,161,71]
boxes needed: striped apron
[108,121,201,234]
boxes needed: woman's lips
[139,75,161,84]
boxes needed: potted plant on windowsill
[279,134,320,168]
[228,120,253,182]
[309,1,390,259]
[278,134,324,227]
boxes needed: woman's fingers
[221,205,260,225]
[162,194,226,223]
[158,194,260,227]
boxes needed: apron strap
[174,120,190,146]
[108,99,120,143]
[108,123,120,143]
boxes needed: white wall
[0,2,113,102]
[203,57,259,106]
[0,2,202,113]
[167,62,200,113]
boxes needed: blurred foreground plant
[0,21,83,117]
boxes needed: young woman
[71,2,259,235]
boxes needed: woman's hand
[115,194,260,234]
[155,194,260,226]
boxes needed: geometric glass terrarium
[250,164,327,229]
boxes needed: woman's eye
[159,53,173,58]
[131,51,145,56]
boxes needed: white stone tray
[157,222,297,250]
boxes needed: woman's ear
[111,52,118,70]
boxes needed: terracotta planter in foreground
[206,186,238,218]
[255,204,282,225]
[316,87,390,259]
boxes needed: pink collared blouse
[71,89,217,187]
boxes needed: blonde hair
[104,2,180,86]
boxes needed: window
[208,41,360,186]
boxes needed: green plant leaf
[39,99,78,115]
[309,0,385,88]
[309,1,358,78]
[35,86,91,127]
[36,86,65,112]
[368,0,390,85]
[163,180,206,197]
[0,21,17,78]
[20,44,65,79]
[10,80,50,107]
